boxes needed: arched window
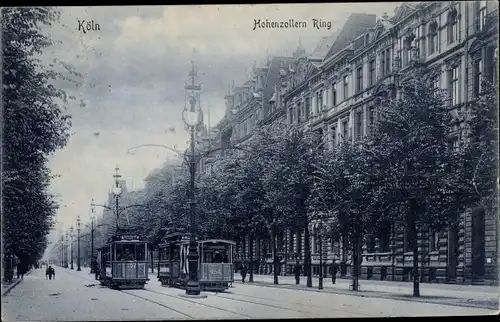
[428,21,438,54]
[447,9,458,44]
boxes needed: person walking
[91,257,100,280]
[240,263,248,284]
[46,265,55,280]
[293,261,302,285]
[16,262,21,279]
[330,260,339,284]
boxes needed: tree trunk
[249,231,254,283]
[150,248,154,273]
[272,227,279,284]
[410,220,420,297]
[304,220,312,287]
[351,231,360,291]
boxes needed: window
[356,66,363,93]
[447,10,458,44]
[433,74,441,90]
[473,58,483,96]
[331,83,337,106]
[486,46,496,83]
[289,107,294,124]
[413,27,420,58]
[428,21,438,54]
[385,49,391,75]
[296,230,302,258]
[478,1,487,32]
[380,51,385,77]
[366,236,375,253]
[448,66,460,106]
[369,60,376,86]
[429,229,440,252]
[297,103,301,122]
[355,110,363,140]
[448,136,460,152]
[331,126,336,147]
[403,228,416,252]
[341,119,349,141]
[305,97,310,120]
[369,106,375,126]
[343,75,349,99]
[401,37,411,68]
[317,91,323,111]
[379,223,390,253]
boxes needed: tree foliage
[2,7,84,270]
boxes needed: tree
[262,124,324,287]
[461,79,499,215]
[2,7,84,274]
[366,68,467,296]
[314,139,377,291]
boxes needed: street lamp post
[182,62,204,297]
[77,216,81,271]
[90,199,96,273]
[70,226,75,270]
[65,231,69,268]
[318,222,324,290]
[112,167,122,232]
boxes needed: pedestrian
[16,262,21,279]
[330,260,339,284]
[91,257,100,280]
[240,263,248,284]
[293,261,302,285]
[46,265,55,280]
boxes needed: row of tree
[3,8,83,278]
[92,69,496,297]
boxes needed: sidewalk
[1,269,33,296]
[237,274,499,310]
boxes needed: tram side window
[135,245,145,261]
[204,252,212,263]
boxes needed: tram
[157,231,235,292]
[96,230,149,289]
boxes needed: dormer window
[428,21,438,54]
[447,9,458,44]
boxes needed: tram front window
[213,251,223,263]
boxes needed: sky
[42,3,402,250]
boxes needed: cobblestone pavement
[1,268,497,321]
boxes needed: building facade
[203,1,498,285]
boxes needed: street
[2,268,497,321]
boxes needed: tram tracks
[215,290,372,317]
[144,288,329,318]
[71,272,367,318]
[140,288,254,319]
[120,290,199,319]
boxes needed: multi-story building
[205,1,498,285]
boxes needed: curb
[235,280,499,311]
[1,270,33,297]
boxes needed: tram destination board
[119,234,141,241]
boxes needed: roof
[324,13,377,60]
[308,30,340,60]
[199,239,236,245]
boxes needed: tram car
[96,231,149,289]
[157,232,235,292]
